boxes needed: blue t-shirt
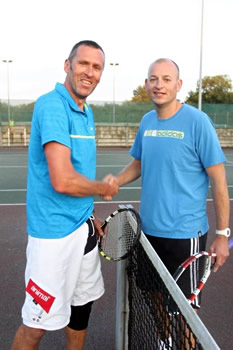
[130,104,226,239]
[27,83,96,239]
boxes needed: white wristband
[216,228,231,237]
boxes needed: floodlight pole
[198,0,204,110]
[110,63,119,123]
[2,59,13,123]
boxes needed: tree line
[132,75,233,104]
[0,75,233,124]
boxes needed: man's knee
[23,324,46,340]
[11,324,46,349]
[67,301,93,331]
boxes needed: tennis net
[127,234,219,350]
[116,206,220,350]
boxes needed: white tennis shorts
[22,219,104,330]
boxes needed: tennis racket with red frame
[173,238,233,303]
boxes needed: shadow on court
[0,202,233,349]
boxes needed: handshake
[101,174,119,200]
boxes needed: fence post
[7,128,10,146]
[213,113,216,125]
[0,125,2,146]
[23,128,27,146]
[126,124,129,148]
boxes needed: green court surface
[0,148,233,205]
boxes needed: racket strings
[101,211,138,259]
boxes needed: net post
[115,204,133,350]
[115,257,128,350]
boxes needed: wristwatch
[216,228,231,237]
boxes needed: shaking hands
[102,174,119,200]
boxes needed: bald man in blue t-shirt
[105,58,230,312]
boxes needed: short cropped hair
[68,40,105,62]
[149,58,180,79]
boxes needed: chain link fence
[1,100,233,126]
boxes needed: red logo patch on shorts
[26,279,55,313]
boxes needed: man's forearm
[54,170,118,198]
[116,159,141,186]
[212,186,230,229]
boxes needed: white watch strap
[216,228,231,237]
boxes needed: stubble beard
[71,78,97,101]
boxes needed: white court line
[97,165,127,167]
[95,200,140,204]
[2,185,233,192]
[2,163,233,168]
[2,198,233,207]
[0,203,26,206]
[1,198,233,206]
[0,165,125,168]
[0,200,140,206]
[95,199,233,203]
[0,189,26,192]
[0,165,27,168]
[97,152,130,155]
[0,187,142,192]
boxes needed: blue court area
[0,147,233,349]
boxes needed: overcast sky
[0,0,232,104]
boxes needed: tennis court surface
[0,147,233,349]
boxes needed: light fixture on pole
[198,0,204,110]
[110,62,119,123]
[2,59,13,124]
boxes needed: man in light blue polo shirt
[27,82,99,239]
[11,41,118,350]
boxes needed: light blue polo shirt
[27,83,96,239]
[130,103,226,239]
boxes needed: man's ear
[145,78,149,93]
[177,79,183,93]
[64,59,70,73]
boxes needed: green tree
[131,85,151,102]
[0,101,35,123]
[186,75,233,104]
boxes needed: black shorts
[145,233,207,309]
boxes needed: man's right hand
[102,174,119,200]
